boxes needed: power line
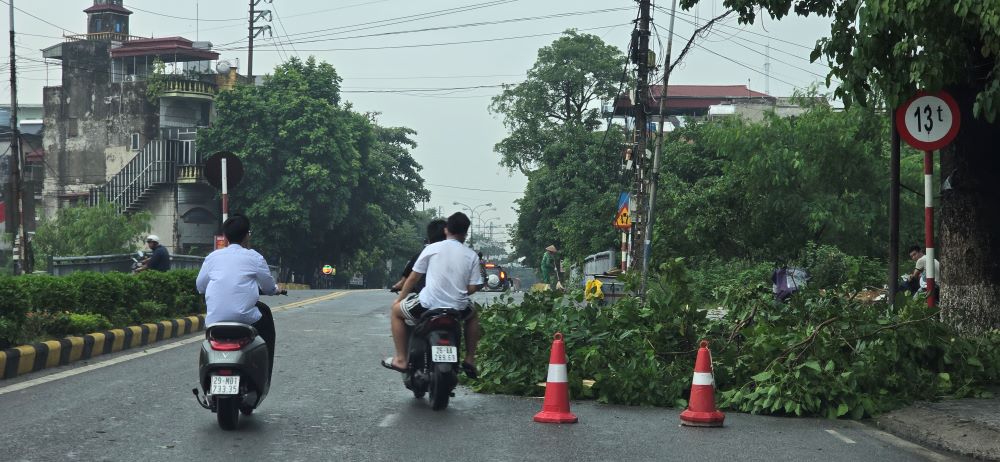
[123,4,244,22]
[425,183,523,194]
[0,0,80,35]
[655,4,815,52]
[221,23,627,53]
[271,1,300,60]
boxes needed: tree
[653,102,925,264]
[34,203,151,267]
[491,31,626,267]
[198,57,427,282]
[678,0,1000,333]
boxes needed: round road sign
[204,151,245,190]
[895,91,961,151]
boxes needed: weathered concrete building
[40,0,236,254]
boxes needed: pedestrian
[139,234,171,272]
[907,245,941,297]
[540,245,562,290]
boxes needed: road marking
[378,414,399,427]
[0,291,355,395]
[825,429,857,444]
[847,422,955,462]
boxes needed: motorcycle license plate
[431,346,458,363]
[210,375,240,395]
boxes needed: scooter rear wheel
[217,397,240,430]
[429,371,451,411]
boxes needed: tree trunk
[938,85,1000,334]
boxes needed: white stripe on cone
[692,372,714,386]
[547,364,568,383]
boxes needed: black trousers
[251,301,276,381]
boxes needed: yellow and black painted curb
[0,315,205,380]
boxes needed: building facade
[40,0,239,254]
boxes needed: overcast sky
[5,0,834,250]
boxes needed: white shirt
[197,244,277,325]
[916,255,941,289]
[413,238,483,309]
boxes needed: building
[39,0,242,254]
[611,84,807,125]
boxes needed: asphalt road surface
[0,290,961,461]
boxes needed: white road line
[378,413,399,428]
[825,429,857,444]
[847,422,955,462]
[0,336,203,396]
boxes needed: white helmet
[146,235,160,243]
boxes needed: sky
[4,0,835,252]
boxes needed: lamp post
[452,201,494,243]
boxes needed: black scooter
[403,307,464,410]
[192,290,286,430]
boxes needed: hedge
[0,270,204,348]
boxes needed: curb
[0,315,205,381]
[875,402,1000,461]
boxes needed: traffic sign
[895,91,961,151]
[614,192,631,230]
[204,151,245,190]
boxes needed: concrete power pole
[8,0,29,274]
[247,0,273,78]
[628,0,652,271]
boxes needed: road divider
[0,290,351,381]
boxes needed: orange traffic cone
[533,332,578,424]
[680,340,725,427]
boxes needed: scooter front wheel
[217,397,240,430]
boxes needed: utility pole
[640,0,678,293]
[247,0,273,78]
[8,0,29,274]
[628,0,652,271]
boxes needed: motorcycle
[192,289,287,430]
[130,250,146,273]
[402,307,464,410]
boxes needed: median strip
[0,291,349,381]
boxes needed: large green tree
[492,30,626,267]
[199,57,428,281]
[678,0,1000,333]
[653,101,925,263]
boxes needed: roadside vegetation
[0,270,202,349]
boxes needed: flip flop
[461,362,479,379]
[380,357,406,373]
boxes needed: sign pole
[924,150,936,307]
[221,157,229,222]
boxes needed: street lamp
[452,201,494,243]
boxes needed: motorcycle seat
[206,322,258,341]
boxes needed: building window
[131,133,141,150]
[68,118,78,137]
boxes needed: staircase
[90,140,182,213]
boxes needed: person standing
[540,245,561,289]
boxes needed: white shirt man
[197,243,278,325]
[915,254,942,290]
[413,238,483,310]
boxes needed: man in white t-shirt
[382,212,484,377]
[908,245,942,293]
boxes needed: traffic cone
[680,340,725,427]
[533,332,578,424]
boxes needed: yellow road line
[272,290,353,313]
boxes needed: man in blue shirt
[196,214,282,379]
[138,235,171,272]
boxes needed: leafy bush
[475,260,1000,419]
[65,313,112,336]
[797,242,884,290]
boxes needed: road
[0,290,961,461]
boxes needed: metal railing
[161,80,216,99]
[64,32,144,43]
[49,253,279,280]
[90,140,180,212]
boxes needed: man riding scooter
[196,214,282,381]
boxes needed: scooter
[192,290,287,430]
[130,251,145,273]
[402,307,464,411]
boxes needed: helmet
[146,235,160,243]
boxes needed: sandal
[461,362,479,379]
[380,357,406,373]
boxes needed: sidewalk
[875,397,1000,461]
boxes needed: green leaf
[824,360,835,372]
[802,360,822,372]
[837,403,850,417]
[752,371,774,382]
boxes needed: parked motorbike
[192,289,287,430]
[402,307,464,410]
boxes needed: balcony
[65,32,144,43]
[160,79,217,101]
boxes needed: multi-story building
[40,0,243,254]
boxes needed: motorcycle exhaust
[192,388,211,410]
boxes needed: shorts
[399,293,475,326]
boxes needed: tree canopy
[491,31,626,267]
[33,203,151,267]
[198,57,428,281]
